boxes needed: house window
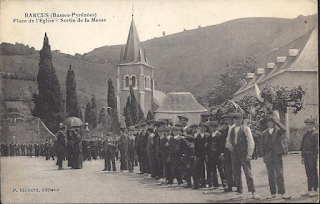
[125,76,130,87]
[147,76,151,89]
[131,76,136,87]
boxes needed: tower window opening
[131,75,136,87]
[125,76,130,87]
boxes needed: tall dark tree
[98,108,111,132]
[107,79,120,134]
[85,101,92,126]
[123,85,145,127]
[79,106,83,122]
[123,98,133,127]
[65,65,80,117]
[91,95,98,129]
[146,110,154,120]
[32,33,64,132]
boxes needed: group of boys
[112,113,319,200]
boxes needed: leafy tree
[32,33,65,132]
[91,95,98,129]
[66,65,80,117]
[107,79,120,134]
[202,57,257,106]
[98,108,111,132]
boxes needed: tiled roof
[156,92,207,113]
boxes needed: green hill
[1,14,317,111]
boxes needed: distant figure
[126,128,136,173]
[21,143,26,156]
[34,142,40,157]
[15,143,20,156]
[28,142,33,157]
[106,136,117,172]
[56,124,66,170]
[71,127,83,169]
[9,142,15,156]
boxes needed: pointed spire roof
[123,17,141,63]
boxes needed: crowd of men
[2,113,318,200]
[109,113,318,200]
[0,139,55,159]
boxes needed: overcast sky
[0,0,317,55]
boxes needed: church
[115,16,207,125]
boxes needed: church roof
[119,17,152,68]
[234,27,317,96]
[155,92,207,113]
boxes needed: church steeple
[122,17,141,63]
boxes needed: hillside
[1,14,317,112]
[86,14,317,97]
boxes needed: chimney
[265,63,275,76]
[244,73,254,84]
[276,56,287,63]
[256,68,265,75]
[288,49,300,57]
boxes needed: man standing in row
[118,126,128,172]
[226,113,260,200]
[261,116,291,199]
[56,123,66,170]
[300,118,318,197]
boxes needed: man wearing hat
[208,121,228,189]
[201,112,211,123]
[226,113,260,200]
[178,116,189,132]
[260,116,291,200]
[118,126,128,172]
[168,126,184,186]
[160,126,173,184]
[220,113,235,192]
[147,127,157,178]
[139,122,149,174]
[56,123,66,170]
[155,126,165,181]
[194,122,210,188]
[300,117,318,197]
[135,122,144,174]
[127,127,136,173]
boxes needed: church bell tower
[116,15,155,124]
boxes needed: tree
[91,95,98,129]
[107,79,120,134]
[98,108,111,133]
[123,85,145,127]
[85,101,92,126]
[202,57,257,106]
[32,33,65,132]
[66,65,80,117]
[146,110,154,120]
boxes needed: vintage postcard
[0,0,318,203]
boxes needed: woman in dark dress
[71,128,83,169]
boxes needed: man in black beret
[300,117,318,197]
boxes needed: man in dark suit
[34,142,40,157]
[56,123,66,170]
[220,113,235,192]
[208,121,227,189]
[160,126,173,184]
[300,117,319,198]
[118,126,128,172]
[260,116,291,200]
[194,122,210,188]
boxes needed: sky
[0,0,317,55]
